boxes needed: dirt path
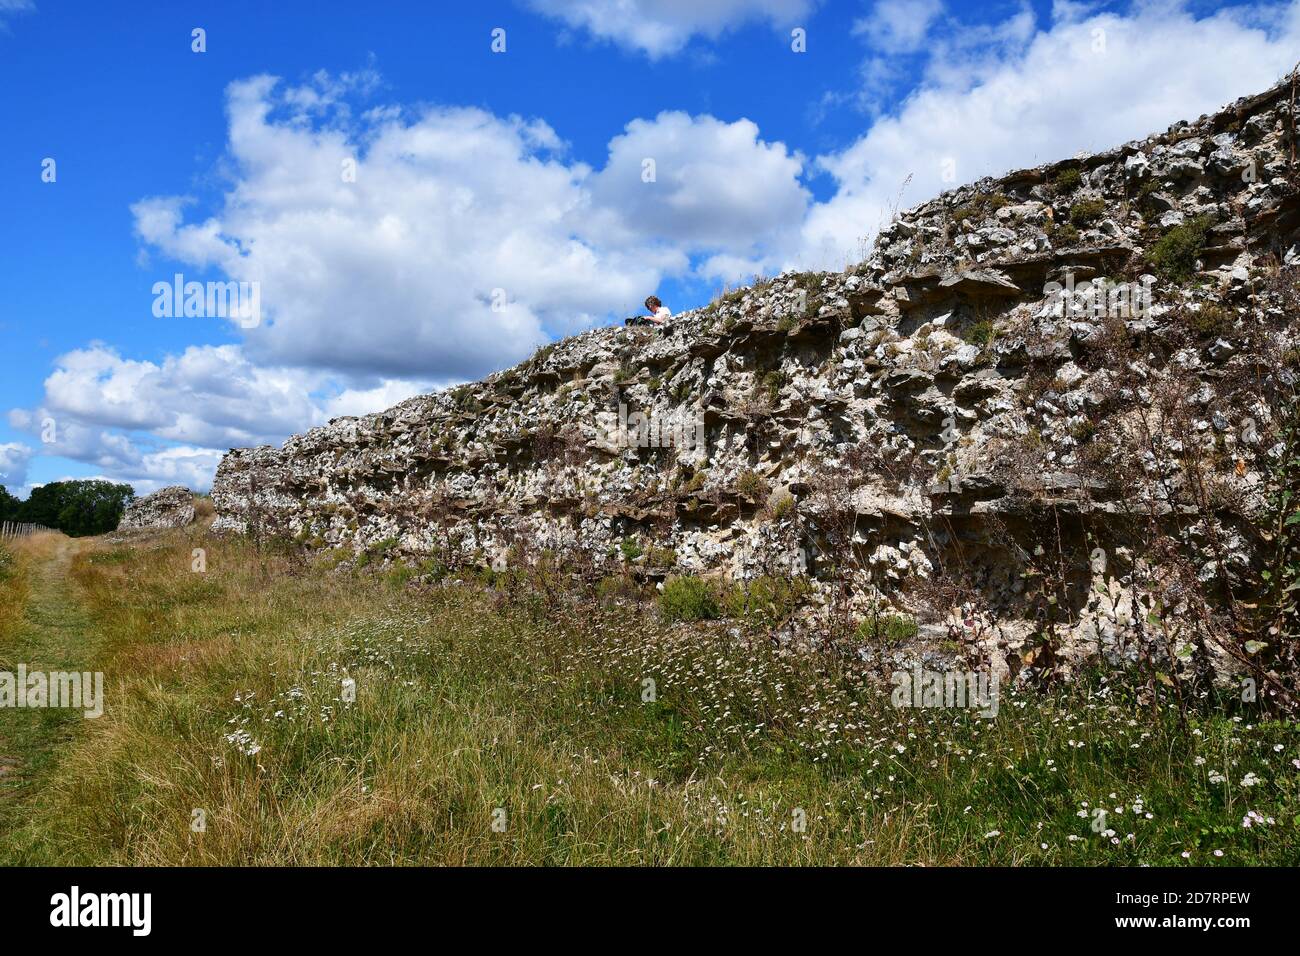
[0,535,96,801]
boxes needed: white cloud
[8,344,440,492]
[134,75,662,380]
[6,408,141,484]
[133,76,574,379]
[325,378,437,419]
[526,0,818,58]
[1049,0,1100,26]
[0,442,34,488]
[126,447,228,495]
[133,74,810,375]
[36,344,323,449]
[844,0,948,112]
[590,111,810,279]
[796,0,1300,269]
[853,0,945,54]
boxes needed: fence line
[0,521,52,539]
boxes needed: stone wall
[212,77,1300,665]
[119,486,197,530]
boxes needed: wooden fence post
[0,522,54,539]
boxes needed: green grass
[961,319,997,348]
[0,535,108,819]
[952,192,1009,224]
[619,536,643,562]
[1048,221,1080,246]
[659,575,721,622]
[0,539,26,641]
[724,574,810,629]
[1149,216,1213,281]
[857,611,920,644]
[1069,198,1106,227]
[0,531,1297,865]
[1051,167,1082,194]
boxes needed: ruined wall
[119,486,196,530]
[213,78,1300,662]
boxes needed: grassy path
[0,535,97,815]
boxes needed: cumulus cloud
[7,407,153,490]
[0,442,34,488]
[590,111,810,280]
[6,404,218,494]
[127,447,229,495]
[132,74,810,375]
[796,0,1300,268]
[35,344,324,448]
[8,344,440,493]
[135,76,603,380]
[526,0,818,58]
[324,379,435,419]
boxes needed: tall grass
[0,539,24,642]
[0,532,64,641]
[1,530,1297,866]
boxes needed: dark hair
[645,296,661,310]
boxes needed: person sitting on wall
[624,296,672,327]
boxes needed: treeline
[0,480,135,537]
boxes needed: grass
[961,318,997,348]
[1069,198,1106,227]
[1051,167,1082,194]
[1149,216,1213,281]
[0,538,28,642]
[1048,221,1081,246]
[952,192,1009,224]
[857,611,920,644]
[734,468,770,501]
[659,575,721,621]
[724,575,809,629]
[1186,303,1237,338]
[0,533,106,817]
[0,529,1297,865]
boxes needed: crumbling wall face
[119,486,196,530]
[212,78,1300,664]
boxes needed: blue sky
[2,0,1298,496]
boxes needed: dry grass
[0,532,63,641]
[193,495,216,526]
[1,529,1297,866]
[0,542,26,642]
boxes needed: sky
[1,0,1298,496]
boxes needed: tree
[16,480,135,537]
[0,485,20,524]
